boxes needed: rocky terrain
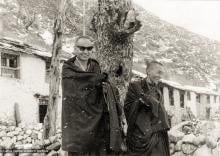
[169,120,220,156]
[0,121,62,156]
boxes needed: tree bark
[92,0,141,104]
[43,0,66,139]
[92,0,141,135]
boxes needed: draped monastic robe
[62,56,122,155]
[124,79,170,156]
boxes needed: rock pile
[169,120,220,156]
[0,123,62,156]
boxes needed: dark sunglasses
[77,46,93,51]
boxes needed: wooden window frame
[0,50,20,79]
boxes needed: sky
[134,0,220,41]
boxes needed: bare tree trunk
[92,0,141,136]
[43,0,66,139]
[92,0,141,104]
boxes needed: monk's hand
[144,94,159,106]
[139,96,151,109]
[102,82,108,93]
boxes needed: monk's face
[146,63,164,84]
[74,38,94,60]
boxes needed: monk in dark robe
[62,36,123,156]
[124,61,170,156]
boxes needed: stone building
[133,68,220,126]
[0,38,70,126]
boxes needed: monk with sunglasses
[62,36,123,156]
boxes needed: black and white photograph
[0,0,220,155]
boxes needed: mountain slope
[1,0,220,88]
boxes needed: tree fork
[92,0,141,104]
[92,0,141,135]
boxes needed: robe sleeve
[124,82,144,129]
[141,94,160,118]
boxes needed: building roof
[0,38,72,60]
[132,69,220,96]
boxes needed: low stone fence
[1,120,220,156]
[0,122,62,156]
[169,120,220,156]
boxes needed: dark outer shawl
[62,56,107,152]
[124,80,170,156]
[61,56,122,153]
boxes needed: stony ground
[0,122,62,156]
[1,120,220,156]
[169,120,220,156]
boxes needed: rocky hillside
[134,6,220,87]
[1,0,220,88]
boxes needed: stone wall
[169,120,220,156]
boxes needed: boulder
[37,132,43,140]
[31,132,38,140]
[193,145,212,156]
[181,143,197,155]
[9,126,16,131]
[32,142,42,149]
[15,141,22,145]
[27,137,32,143]
[26,130,32,136]
[2,136,9,141]
[49,136,58,144]
[6,132,14,138]
[17,135,24,141]
[11,136,17,144]
[43,139,51,147]
[46,142,61,151]
[169,130,185,143]
[0,131,7,137]
[13,130,19,136]
[206,136,217,149]
[24,134,29,139]
[19,131,25,136]
[15,127,22,132]
[193,135,206,146]
[175,140,183,152]
[182,134,196,144]
[3,138,14,149]
[22,139,28,144]
[0,126,7,130]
